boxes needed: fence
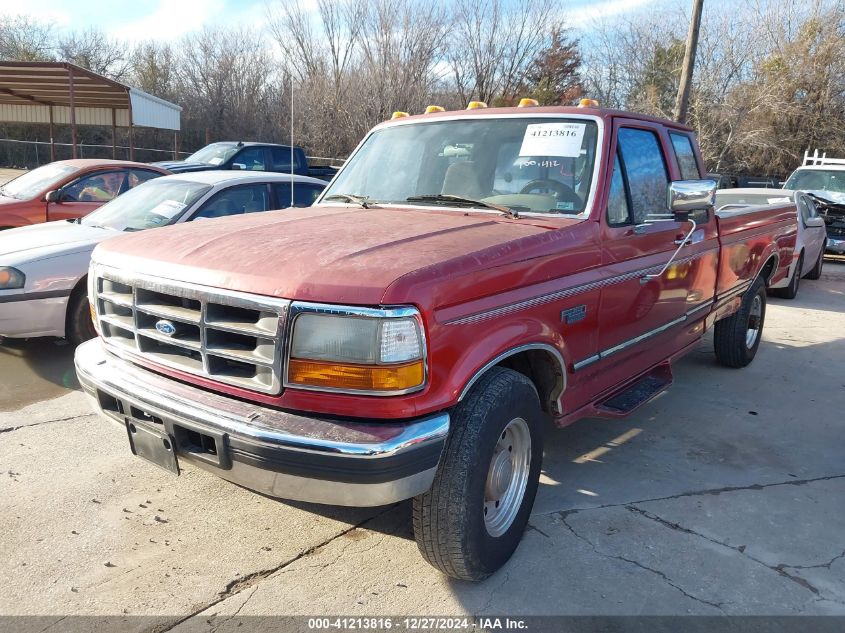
[0,138,192,168]
[0,138,346,172]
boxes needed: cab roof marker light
[466,101,487,109]
[518,98,539,107]
[424,105,445,114]
[578,98,600,108]
[391,111,410,120]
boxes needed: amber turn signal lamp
[288,358,425,392]
[517,98,539,107]
[89,303,99,334]
[578,98,599,108]
[424,105,445,114]
[466,101,487,109]
[391,111,410,120]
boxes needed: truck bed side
[714,203,797,306]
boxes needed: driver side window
[607,128,670,225]
[62,171,125,202]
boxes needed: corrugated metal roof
[0,61,180,130]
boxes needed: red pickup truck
[75,104,796,581]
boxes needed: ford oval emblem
[155,319,177,337]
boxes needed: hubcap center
[487,450,513,500]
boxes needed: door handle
[674,229,704,247]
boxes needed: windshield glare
[784,169,845,194]
[322,117,599,215]
[81,180,212,231]
[186,143,239,166]
[1,163,79,200]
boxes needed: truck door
[591,120,718,386]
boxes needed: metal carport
[0,61,181,161]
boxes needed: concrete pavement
[1,265,844,623]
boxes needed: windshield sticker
[519,123,585,158]
[148,200,187,218]
[555,201,575,211]
[207,157,224,165]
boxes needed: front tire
[67,289,96,346]
[412,367,544,581]
[714,276,767,368]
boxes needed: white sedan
[715,188,827,299]
[0,171,326,344]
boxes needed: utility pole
[673,0,704,123]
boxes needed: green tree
[627,37,685,116]
[521,28,583,105]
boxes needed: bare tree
[57,27,131,80]
[0,14,55,61]
[448,0,560,105]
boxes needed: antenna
[290,74,294,207]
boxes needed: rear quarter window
[669,133,701,180]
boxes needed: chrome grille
[93,267,290,394]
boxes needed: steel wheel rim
[484,417,531,537]
[746,294,762,348]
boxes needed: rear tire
[67,288,96,346]
[412,366,544,581]
[714,276,766,368]
[772,252,802,299]
[804,247,824,280]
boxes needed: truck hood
[0,221,113,265]
[805,189,845,206]
[93,206,563,305]
[151,160,213,173]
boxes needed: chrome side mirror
[668,179,717,220]
[44,189,61,203]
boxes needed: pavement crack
[559,514,724,612]
[154,504,398,632]
[626,505,823,597]
[781,549,845,572]
[479,570,511,613]
[547,473,845,520]
[0,413,96,435]
[526,523,550,539]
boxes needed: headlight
[286,306,426,394]
[0,267,25,290]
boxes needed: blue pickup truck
[153,142,338,181]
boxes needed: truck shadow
[259,323,845,561]
[0,337,80,411]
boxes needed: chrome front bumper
[75,338,449,507]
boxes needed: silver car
[0,171,326,344]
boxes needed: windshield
[322,117,599,215]
[0,163,79,200]
[81,179,212,231]
[784,169,845,194]
[185,143,239,166]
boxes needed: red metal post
[68,67,78,159]
[111,108,117,159]
[49,105,55,162]
[127,97,135,161]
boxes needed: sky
[1,0,669,42]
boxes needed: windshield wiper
[405,194,518,219]
[323,193,372,208]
